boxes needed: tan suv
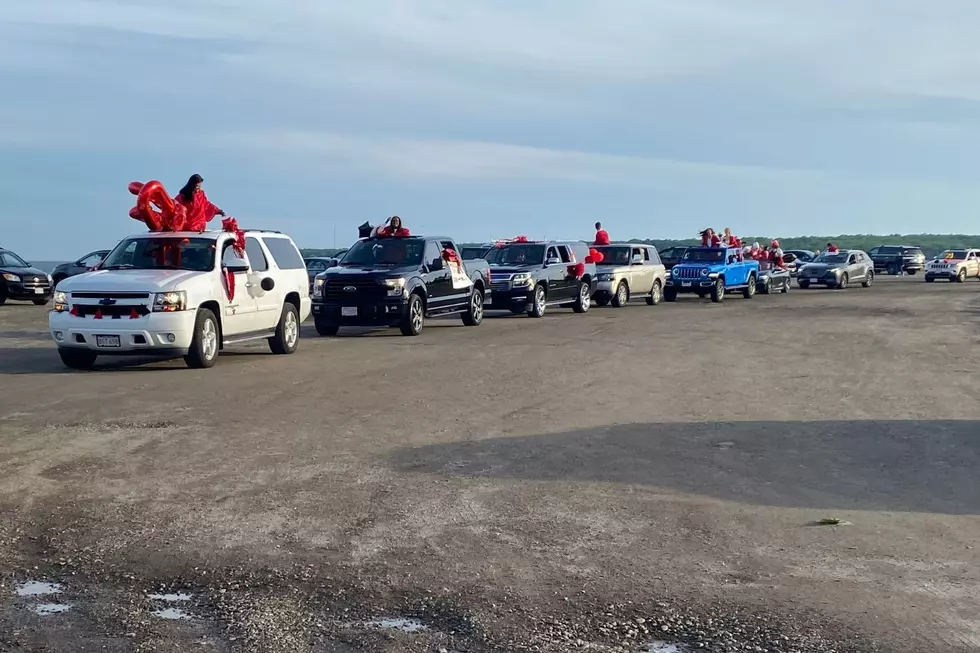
[593,244,667,307]
[925,249,980,283]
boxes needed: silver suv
[593,244,667,307]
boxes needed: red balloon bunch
[128,180,188,232]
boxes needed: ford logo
[343,286,357,292]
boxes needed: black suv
[0,247,53,305]
[869,245,926,275]
[485,240,596,317]
[311,235,490,336]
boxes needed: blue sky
[3,1,980,259]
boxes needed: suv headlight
[672,268,680,277]
[152,290,187,312]
[313,278,325,297]
[512,273,534,286]
[383,278,406,297]
[700,269,709,277]
[596,273,613,282]
[53,290,68,304]
[2,273,20,283]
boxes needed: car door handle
[245,282,255,288]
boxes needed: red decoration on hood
[93,308,103,320]
[129,307,140,320]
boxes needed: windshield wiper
[103,264,135,270]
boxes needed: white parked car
[924,249,980,283]
[49,229,311,369]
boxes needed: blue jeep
[663,247,760,303]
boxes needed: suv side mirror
[545,257,561,266]
[224,260,249,274]
[428,258,444,271]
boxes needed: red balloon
[589,248,604,264]
[127,181,144,196]
[130,179,177,232]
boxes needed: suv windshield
[815,252,849,264]
[102,237,216,271]
[341,238,425,266]
[940,250,969,260]
[593,246,631,265]
[0,251,29,267]
[485,244,546,266]
[682,249,725,262]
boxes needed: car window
[558,246,572,263]
[306,260,327,272]
[222,243,248,269]
[424,241,442,267]
[245,237,269,272]
[79,252,105,267]
[631,247,644,262]
[649,248,662,264]
[262,237,305,270]
[440,240,457,253]
[848,254,856,264]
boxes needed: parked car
[664,246,760,303]
[783,249,816,277]
[797,249,874,289]
[592,244,667,307]
[0,247,53,305]
[304,256,339,294]
[49,229,311,369]
[51,250,111,285]
[924,249,980,283]
[756,262,792,294]
[868,245,925,275]
[485,240,596,317]
[460,244,492,260]
[658,246,688,271]
[311,235,490,336]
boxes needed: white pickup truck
[49,229,311,369]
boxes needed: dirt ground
[1,276,978,653]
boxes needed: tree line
[301,233,980,261]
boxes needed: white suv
[49,229,311,369]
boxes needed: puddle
[15,581,63,597]
[148,592,193,602]
[31,603,71,615]
[641,642,688,653]
[152,607,193,620]
[365,617,428,633]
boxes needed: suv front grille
[325,279,385,301]
[676,268,702,279]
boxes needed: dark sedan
[0,247,53,305]
[51,249,110,284]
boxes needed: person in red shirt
[175,174,224,231]
[594,222,610,245]
[700,228,721,247]
[376,215,411,237]
[826,242,839,253]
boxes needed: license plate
[95,335,120,347]
[681,281,692,287]
[34,288,44,294]
[809,277,818,283]
[341,307,357,317]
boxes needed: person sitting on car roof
[593,222,610,245]
[376,215,410,238]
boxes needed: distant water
[28,261,69,273]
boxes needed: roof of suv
[126,229,288,240]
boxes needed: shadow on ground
[387,420,980,515]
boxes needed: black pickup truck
[485,240,596,317]
[311,235,490,336]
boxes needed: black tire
[781,280,790,294]
[761,278,772,295]
[400,293,425,335]
[528,284,547,318]
[664,287,678,302]
[710,279,725,303]
[0,286,6,306]
[184,308,220,368]
[862,271,874,288]
[837,273,849,290]
[595,297,610,307]
[315,320,340,336]
[58,348,97,370]
[268,303,300,355]
[907,269,917,276]
[33,298,50,306]
[798,280,810,289]
[742,275,755,299]
[646,280,662,306]
[925,276,935,283]
[957,269,967,283]
[611,281,628,308]
[461,288,484,326]
[572,281,591,313]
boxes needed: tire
[611,281,628,308]
[837,273,849,290]
[907,269,917,276]
[572,281,591,313]
[58,348,97,370]
[761,278,772,295]
[957,269,967,283]
[798,280,810,289]
[400,293,425,335]
[528,285,547,318]
[925,276,935,283]
[742,275,756,299]
[710,279,725,303]
[33,298,50,306]
[268,303,300,355]
[862,271,874,288]
[461,287,484,326]
[664,287,678,302]
[0,286,6,306]
[781,280,790,294]
[315,320,339,336]
[646,280,662,306]
[184,308,220,368]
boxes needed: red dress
[594,229,610,245]
[377,226,411,237]
[176,190,222,232]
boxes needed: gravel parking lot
[1,277,978,652]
